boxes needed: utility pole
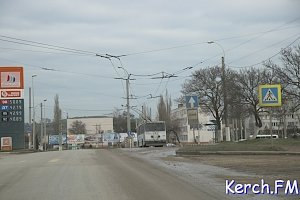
[32,74,37,150]
[208,41,230,141]
[222,56,230,141]
[40,102,43,151]
[33,109,36,150]
[29,87,31,149]
[115,67,135,135]
[126,76,131,134]
[43,99,47,151]
[59,123,62,151]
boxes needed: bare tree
[157,90,173,141]
[157,95,167,121]
[157,90,172,128]
[182,66,224,141]
[68,120,87,134]
[234,67,279,139]
[113,109,127,133]
[141,104,152,122]
[265,45,300,111]
[113,108,136,133]
[53,94,62,133]
[264,45,300,137]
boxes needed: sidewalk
[0,149,36,155]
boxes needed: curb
[176,150,300,156]
[0,150,36,154]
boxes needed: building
[171,104,215,144]
[258,109,300,138]
[67,116,113,135]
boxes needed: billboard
[48,134,67,145]
[0,67,24,89]
[0,67,24,149]
[1,137,12,151]
[0,99,24,149]
[67,134,85,144]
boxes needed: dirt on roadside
[165,154,300,185]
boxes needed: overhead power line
[1,17,299,59]
[115,17,300,57]
[228,32,300,65]
[228,36,300,69]
[0,35,109,57]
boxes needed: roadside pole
[269,108,273,148]
[259,84,282,149]
[197,123,200,144]
[185,95,199,144]
[59,123,62,151]
[40,102,43,151]
[29,87,32,149]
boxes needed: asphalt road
[0,149,227,200]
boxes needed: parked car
[166,143,176,147]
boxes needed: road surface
[0,149,227,200]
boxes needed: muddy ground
[167,154,300,186]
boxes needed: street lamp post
[31,74,37,150]
[43,99,47,151]
[208,41,230,142]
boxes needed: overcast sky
[0,0,299,122]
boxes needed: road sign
[0,67,24,89]
[0,66,24,149]
[259,84,282,107]
[185,96,199,108]
[187,109,198,125]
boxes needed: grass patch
[178,138,300,152]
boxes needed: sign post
[0,67,25,150]
[185,96,200,144]
[259,84,282,147]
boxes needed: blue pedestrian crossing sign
[185,96,199,108]
[259,84,282,107]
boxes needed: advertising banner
[67,134,85,144]
[0,67,24,89]
[84,134,102,143]
[1,137,12,151]
[48,134,67,145]
[0,89,24,99]
[0,67,24,149]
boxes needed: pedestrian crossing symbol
[259,84,282,107]
[263,89,277,101]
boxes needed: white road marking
[48,159,60,163]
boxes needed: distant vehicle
[256,134,278,139]
[166,143,176,147]
[137,121,167,147]
[291,133,300,138]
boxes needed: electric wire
[228,32,300,65]
[228,36,300,69]
[1,17,298,59]
[0,35,101,56]
[114,17,300,57]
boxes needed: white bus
[137,121,167,147]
